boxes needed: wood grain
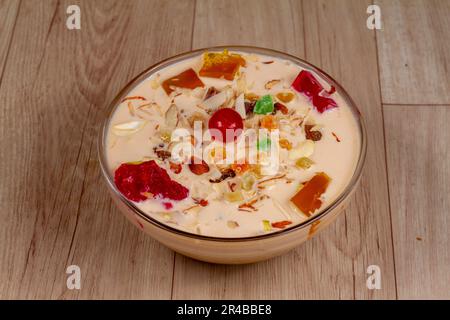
[384,105,450,299]
[0,0,20,79]
[0,0,195,299]
[192,0,304,57]
[172,0,396,299]
[376,0,450,104]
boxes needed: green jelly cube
[254,95,274,114]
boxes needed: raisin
[304,124,322,141]
[274,102,289,115]
[244,100,256,115]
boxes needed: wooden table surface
[0,0,449,300]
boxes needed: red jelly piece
[114,160,189,202]
[208,108,244,143]
[291,70,338,114]
[291,70,324,98]
[312,95,338,113]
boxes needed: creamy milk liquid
[106,51,361,237]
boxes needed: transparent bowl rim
[98,45,367,243]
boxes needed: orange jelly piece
[199,50,246,80]
[162,68,204,95]
[290,172,331,216]
[260,115,278,130]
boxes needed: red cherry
[208,108,244,143]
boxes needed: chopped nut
[204,86,219,100]
[279,138,292,150]
[295,157,314,169]
[227,220,239,229]
[264,79,281,90]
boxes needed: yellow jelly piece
[199,50,246,81]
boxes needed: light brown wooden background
[0,0,449,299]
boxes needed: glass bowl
[98,46,367,264]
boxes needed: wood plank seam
[372,0,399,298]
[384,103,450,107]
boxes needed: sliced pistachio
[262,220,272,232]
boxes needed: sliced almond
[235,93,246,119]
[201,87,233,111]
[112,120,146,136]
[165,104,179,129]
[236,73,247,95]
